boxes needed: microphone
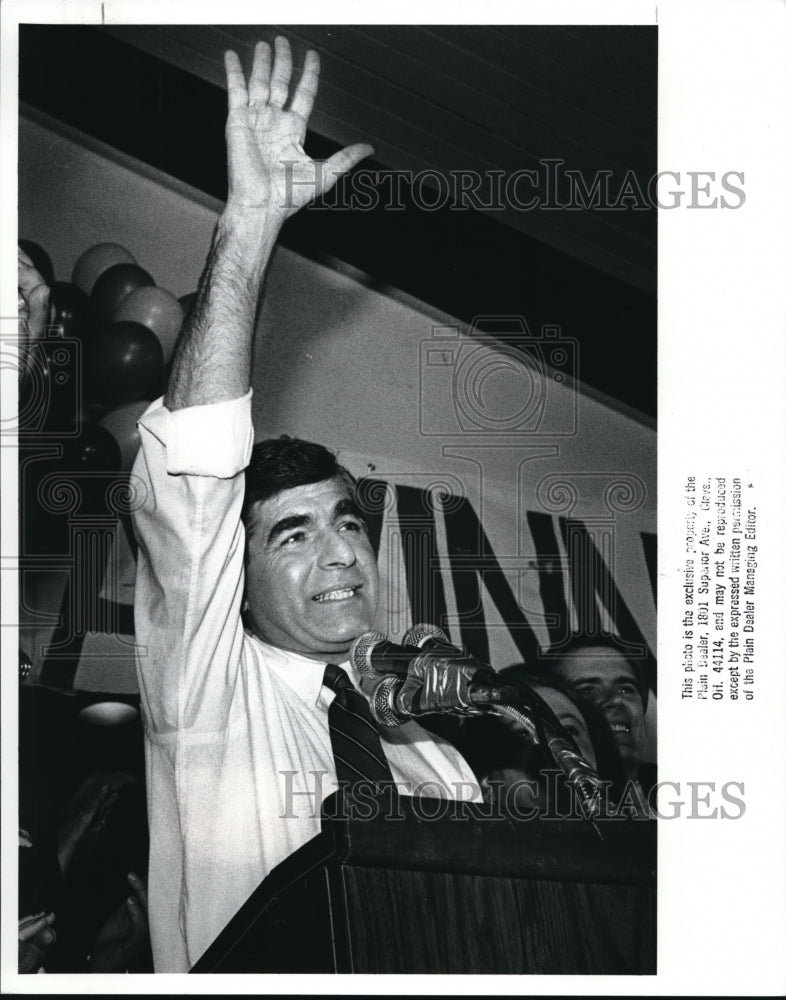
[402,622,453,649]
[349,630,525,725]
[352,629,497,685]
[350,630,425,679]
[349,631,418,726]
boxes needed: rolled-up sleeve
[131,392,254,736]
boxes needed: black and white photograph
[1,0,783,993]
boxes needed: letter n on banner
[392,485,449,630]
[557,516,656,693]
[441,495,540,665]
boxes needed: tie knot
[323,662,354,694]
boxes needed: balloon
[98,400,150,472]
[50,281,90,340]
[84,321,164,407]
[72,243,136,296]
[19,239,54,286]
[89,264,154,328]
[61,421,122,473]
[114,286,184,364]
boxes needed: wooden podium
[191,791,656,975]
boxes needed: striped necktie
[323,663,394,786]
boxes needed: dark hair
[241,436,357,538]
[542,634,650,709]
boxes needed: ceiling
[102,24,656,295]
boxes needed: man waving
[132,38,478,972]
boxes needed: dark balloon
[84,321,164,407]
[19,239,55,286]
[72,242,136,295]
[61,421,122,473]
[50,281,90,340]
[115,286,183,364]
[89,264,154,328]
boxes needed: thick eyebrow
[266,513,311,546]
[573,673,637,688]
[334,497,363,520]
[612,674,638,686]
[265,498,363,546]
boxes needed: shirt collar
[248,634,358,707]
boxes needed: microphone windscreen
[349,630,388,677]
[367,674,406,728]
[402,622,451,648]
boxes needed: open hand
[224,37,373,217]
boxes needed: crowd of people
[458,642,654,819]
[17,36,655,974]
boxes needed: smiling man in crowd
[131,38,479,972]
[549,637,654,808]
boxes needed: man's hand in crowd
[223,37,373,219]
[17,246,53,386]
[88,872,150,972]
[18,912,56,973]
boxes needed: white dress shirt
[132,393,480,972]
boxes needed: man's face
[244,476,379,661]
[552,646,646,777]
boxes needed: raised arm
[133,38,372,738]
[166,37,372,410]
